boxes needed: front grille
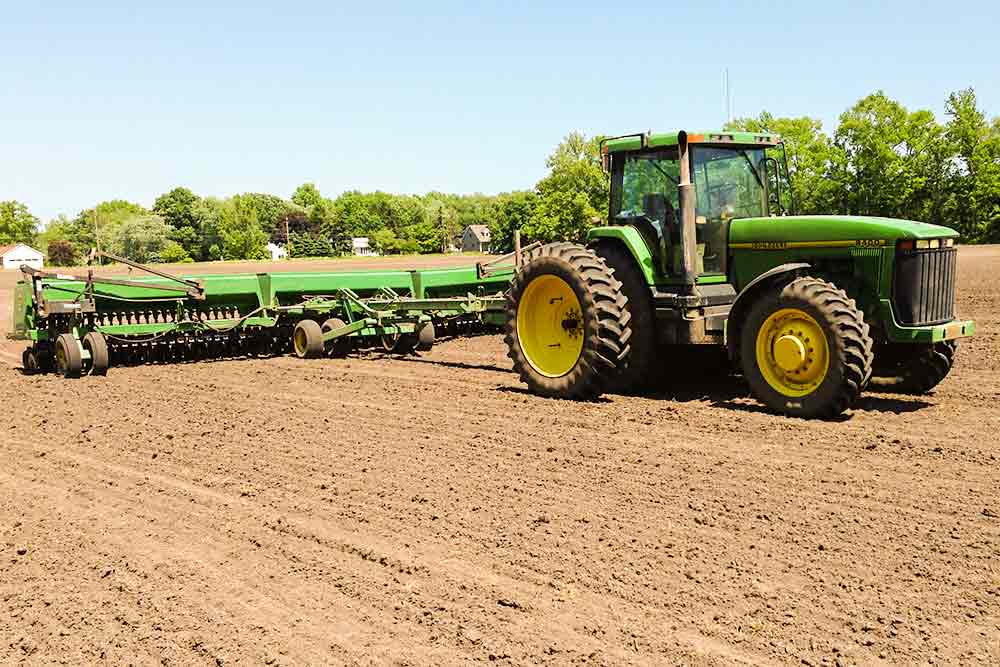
[893,247,957,326]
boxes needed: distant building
[352,237,377,257]
[267,242,288,261]
[1,243,44,270]
[461,225,492,253]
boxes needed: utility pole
[284,215,291,259]
[93,208,101,265]
[439,208,446,254]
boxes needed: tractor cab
[601,131,791,285]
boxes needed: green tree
[218,195,268,260]
[70,200,148,258]
[943,88,1000,241]
[153,187,204,258]
[107,215,172,262]
[193,197,225,260]
[523,190,598,244]
[153,187,200,229]
[239,193,302,239]
[160,241,193,263]
[535,132,609,216]
[291,183,322,209]
[371,228,401,254]
[490,191,538,253]
[0,201,41,245]
[833,91,951,222]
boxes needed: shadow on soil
[388,354,512,374]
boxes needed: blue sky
[3,1,998,223]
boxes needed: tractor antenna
[724,68,732,124]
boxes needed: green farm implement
[10,130,976,418]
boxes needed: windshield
[692,146,768,221]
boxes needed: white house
[266,242,288,261]
[352,237,377,257]
[1,243,44,270]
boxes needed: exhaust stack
[676,131,698,290]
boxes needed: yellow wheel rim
[516,274,585,378]
[294,328,308,356]
[755,308,830,397]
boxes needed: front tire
[869,341,956,394]
[740,276,873,418]
[505,242,631,399]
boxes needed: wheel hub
[773,334,807,371]
[755,308,830,397]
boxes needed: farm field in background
[1,246,998,664]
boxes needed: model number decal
[732,239,890,250]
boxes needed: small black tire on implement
[321,318,352,358]
[868,340,957,394]
[740,276,874,419]
[55,334,84,379]
[415,322,435,351]
[83,332,110,376]
[293,319,324,359]
[505,242,632,400]
[21,348,39,375]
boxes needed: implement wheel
[55,334,84,379]
[505,242,631,399]
[415,322,435,351]
[321,318,352,358]
[83,332,110,376]
[869,340,956,394]
[740,276,873,418]
[21,348,39,375]
[293,320,324,359]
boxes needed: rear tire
[593,242,656,394]
[55,334,84,379]
[869,340,956,394]
[83,332,110,376]
[293,320,324,359]
[505,242,631,399]
[740,276,873,418]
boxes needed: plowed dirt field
[2,249,998,665]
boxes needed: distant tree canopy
[726,87,1000,242]
[0,201,40,245]
[21,86,1000,266]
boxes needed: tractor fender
[725,262,811,359]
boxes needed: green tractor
[505,130,975,418]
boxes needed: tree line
[1,87,997,267]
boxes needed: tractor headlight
[898,238,954,252]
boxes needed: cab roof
[602,130,782,154]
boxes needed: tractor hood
[730,215,960,247]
